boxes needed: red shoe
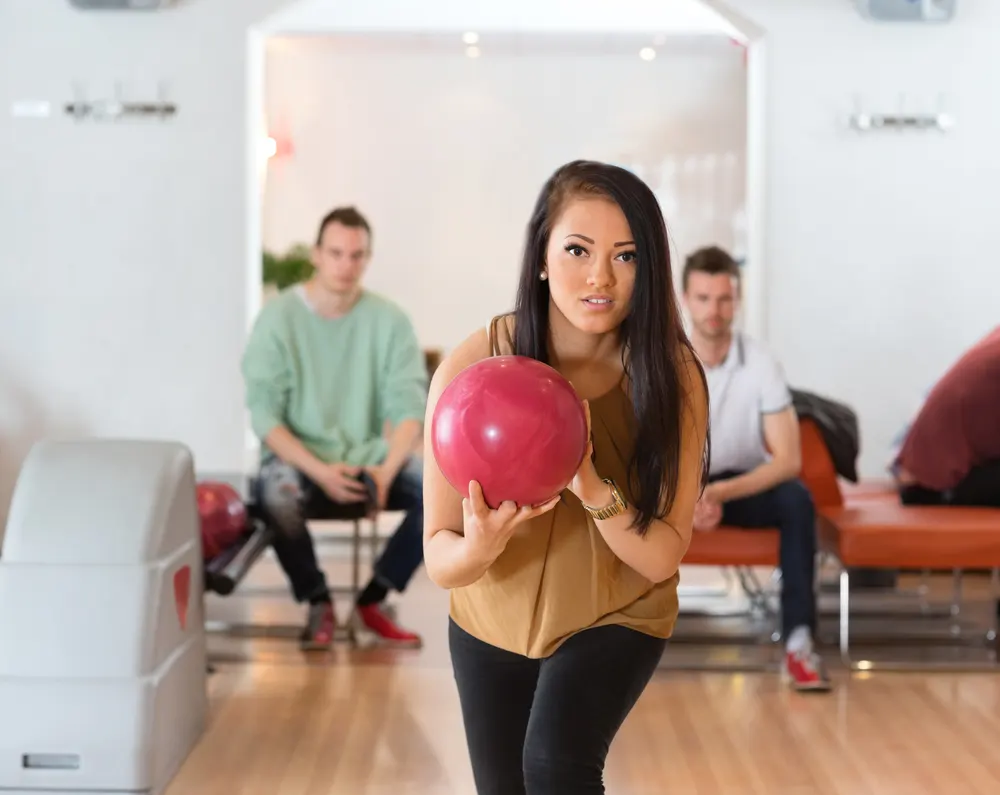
[300,602,336,650]
[782,647,832,692]
[356,603,422,648]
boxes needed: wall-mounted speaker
[855,0,956,22]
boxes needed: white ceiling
[265,31,743,57]
[260,0,743,39]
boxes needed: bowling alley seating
[791,421,1000,669]
[202,475,381,646]
[683,417,1000,669]
[682,418,842,618]
[818,497,1000,670]
[685,418,848,561]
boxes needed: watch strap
[583,478,627,520]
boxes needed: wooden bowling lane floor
[169,551,1000,794]
[171,650,1000,794]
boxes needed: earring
[540,272,548,281]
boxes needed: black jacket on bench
[792,388,860,484]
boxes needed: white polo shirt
[704,332,793,476]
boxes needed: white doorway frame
[703,0,769,342]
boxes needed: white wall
[1,0,999,535]
[262,34,747,351]
[0,0,290,533]
[734,0,1000,476]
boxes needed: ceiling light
[639,47,656,61]
[466,45,481,58]
[462,31,479,45]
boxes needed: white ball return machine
[0,439,207,795]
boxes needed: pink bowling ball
[431,355,589,509]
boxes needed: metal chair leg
[950,569,964,636]
[348,518,361,646]
[369,513,380,566]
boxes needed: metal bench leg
[950,569,963,636]
[989,568,999,651]
[839,566,852,667]
[838,563,1000,671]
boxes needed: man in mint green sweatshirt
[242,206,428,650]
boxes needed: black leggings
[449,618,667,795]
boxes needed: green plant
[262,244,314,289]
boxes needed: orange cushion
[684,526,779,567]
[819,503,1000,568]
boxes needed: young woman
[422,160,711,795]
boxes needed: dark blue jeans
[712,472,818,638]
[256,455,425,603]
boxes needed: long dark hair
[512,160,710,535]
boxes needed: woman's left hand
[566,400,610,507]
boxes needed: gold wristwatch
[582,479,628,520]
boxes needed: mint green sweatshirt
[241,287,428,467]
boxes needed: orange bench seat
[678,411,1000,669]
[684,527,779,567]
[819,502,1000,570]
[681,418,842,570]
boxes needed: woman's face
[543,196,637,336]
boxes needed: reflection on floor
[166,519,1000,794]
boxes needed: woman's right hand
[462,481,561,566]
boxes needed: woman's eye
[564,245,587,257]
[618,251,637,263]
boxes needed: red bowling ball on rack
[431,355,589,509]
[196,481,248,561]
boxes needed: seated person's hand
[693,496,722,532]
[315,463,370,504]
[364,464,391,510]
[894,464,917,486]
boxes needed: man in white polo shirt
[682,246,830,692]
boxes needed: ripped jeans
[254,454,425,603]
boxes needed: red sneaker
[782,648,832,692]
[300,602,336,650]
[356,604,422,648]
